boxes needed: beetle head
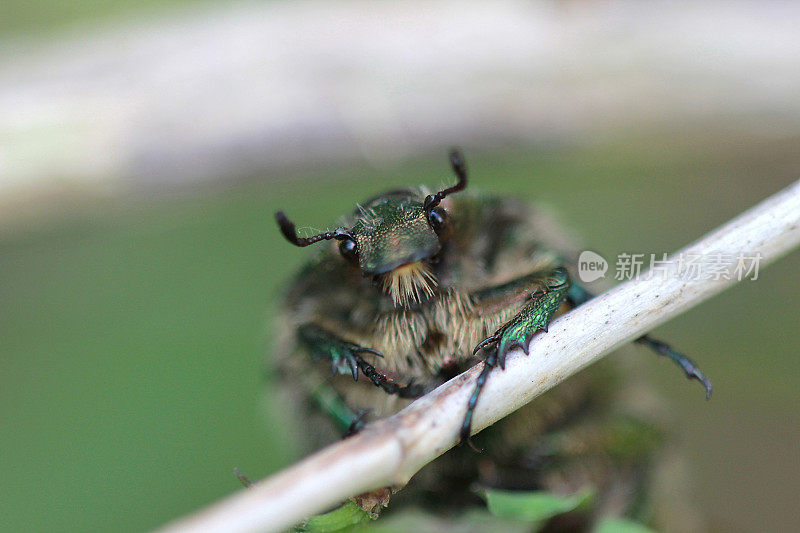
[275,149,468,307]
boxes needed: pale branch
[160,179,800,533]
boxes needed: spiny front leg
[298,323,422,398]
[461,267,571,444]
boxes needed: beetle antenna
[275,211,351,247]
[424,148,469,212]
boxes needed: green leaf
[298,501,373,532]
[350,508,533,533]
[480,487,595,522]
[594,517,656,533]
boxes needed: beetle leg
[298,323,383,381]
[566,281,594,307]
[355,357,424,399]
[309,382,362,433]
[299,323,423,400]
[460,348,498,447]
[636,335,712,399]
[567,281,712,399]
[461,267,570,444]
[342,409,371,438]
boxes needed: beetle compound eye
[338,238,359,264]
[427,206,447,233]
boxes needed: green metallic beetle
[271,150,710,530]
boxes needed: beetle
[271,150,710,528]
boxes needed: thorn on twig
[234,467,253,488]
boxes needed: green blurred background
[2,2,799,532]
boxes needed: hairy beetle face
[348,191,442,306]
[276,148,466,308]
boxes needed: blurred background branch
[2,1,800,199]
